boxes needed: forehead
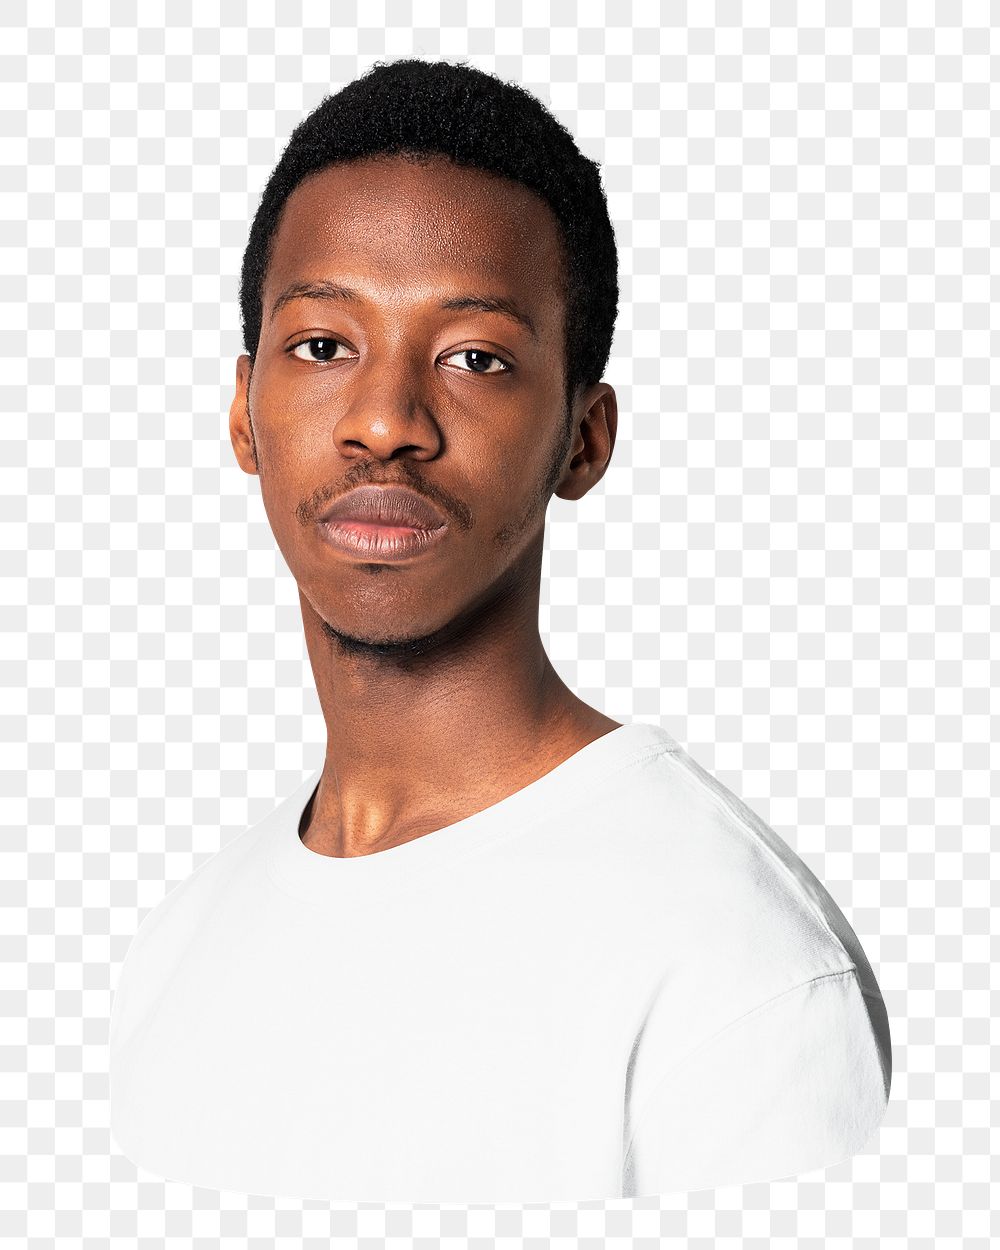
[263,154,566,317]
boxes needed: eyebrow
[269,280,537,340]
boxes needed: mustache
[296,471,471,530]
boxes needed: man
[108,58,891,1204]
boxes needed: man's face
[229,153,607,651]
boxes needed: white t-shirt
[109,721,891,1205]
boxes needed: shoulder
[108,784,289,1058]
[602,739,891,1111]
[605,740,886,1010]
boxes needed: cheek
[251,396,328,484]
[476,459,554,554]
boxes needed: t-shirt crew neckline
[264,720,680,907]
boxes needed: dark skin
[228,152,620,857]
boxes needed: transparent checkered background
[2,1,994,1247]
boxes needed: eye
[288,337,353,363]
[442,348,511,375]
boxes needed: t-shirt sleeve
[622,967,891,1197]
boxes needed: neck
[295,560,617,857]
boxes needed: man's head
[229,58,620,662]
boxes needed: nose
[331,348,443,463]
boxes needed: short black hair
[238,58,619,414]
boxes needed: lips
[316,484,449,562]
[318,485,447,530]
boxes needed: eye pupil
[465,350,494,372]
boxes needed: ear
[228,354,258,476]
[553,382,618,502]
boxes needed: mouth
[317,518,448,562]
[314,483,450,562]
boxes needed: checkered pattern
[2,2,993,1247]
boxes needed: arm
[622,967,891,1197]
